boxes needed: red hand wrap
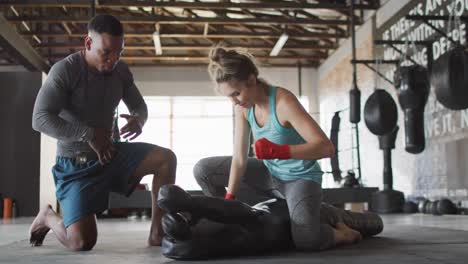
[254,138,291,159]
[225,193,236,200]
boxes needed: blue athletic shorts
[52,142,156,227]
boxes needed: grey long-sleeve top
[32,51,147,158]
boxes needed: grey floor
[1,214,468,264]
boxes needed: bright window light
[118,97,234,190]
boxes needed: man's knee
[163,148,177,168]
[147,147,177,171]
[66,216,97,251]
[69,235,97,251]
[148,148,176,188]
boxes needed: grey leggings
[193,156,335,250]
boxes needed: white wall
[131,66,319,114]
[39,134,57,210]
[39,72,57,210]
[132,66,214,97]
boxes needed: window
[118,97,233,190]
[299,96,309,113]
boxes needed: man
[29,14,175,251]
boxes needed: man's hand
[88,127,115,165]
[119,114,143,140]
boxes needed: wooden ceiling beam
[46,54,324,61]
[0,13,49,72]
[7,14,350,26]
[122,62,319,67]
[295,10,346,36]
[21,31,345,40]
[0,0,379,11]
[34,43,335,51]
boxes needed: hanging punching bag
[350,84,361,123]
[394,65,430,154]
[364,89,398,136]
[330,112,342,183]
[431,46,468,110]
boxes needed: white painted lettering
[461,109,468,128]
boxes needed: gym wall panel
[0,71,41,216]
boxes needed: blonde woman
[194,47,362,250]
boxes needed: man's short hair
[88,14,123,36]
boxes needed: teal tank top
[247,86,323,183]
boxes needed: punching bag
[364,89,398,136]
[431,46,468,110]
[394,65,429,154]
[350,85,361,123]
[330,112,342,183]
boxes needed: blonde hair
[208,45,259,83]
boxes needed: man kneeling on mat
[29,14,175,250]
[157,184,384,260]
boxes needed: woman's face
[217,75,256,108]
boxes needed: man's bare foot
[335,222,362,245]
[148,234,163,247]
[29,205,53,247]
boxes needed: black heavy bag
[394,65,430,154]
[364,89,398,136]
[330,112,342,183]
[159,185,384,260]
[431,46,468,110]
[349,86,361,124]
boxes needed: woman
[195,46,362,250]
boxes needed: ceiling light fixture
[270,32,288,56]
[153,31,162,55]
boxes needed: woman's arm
[226,105,251,197]
[277,88,335,160]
